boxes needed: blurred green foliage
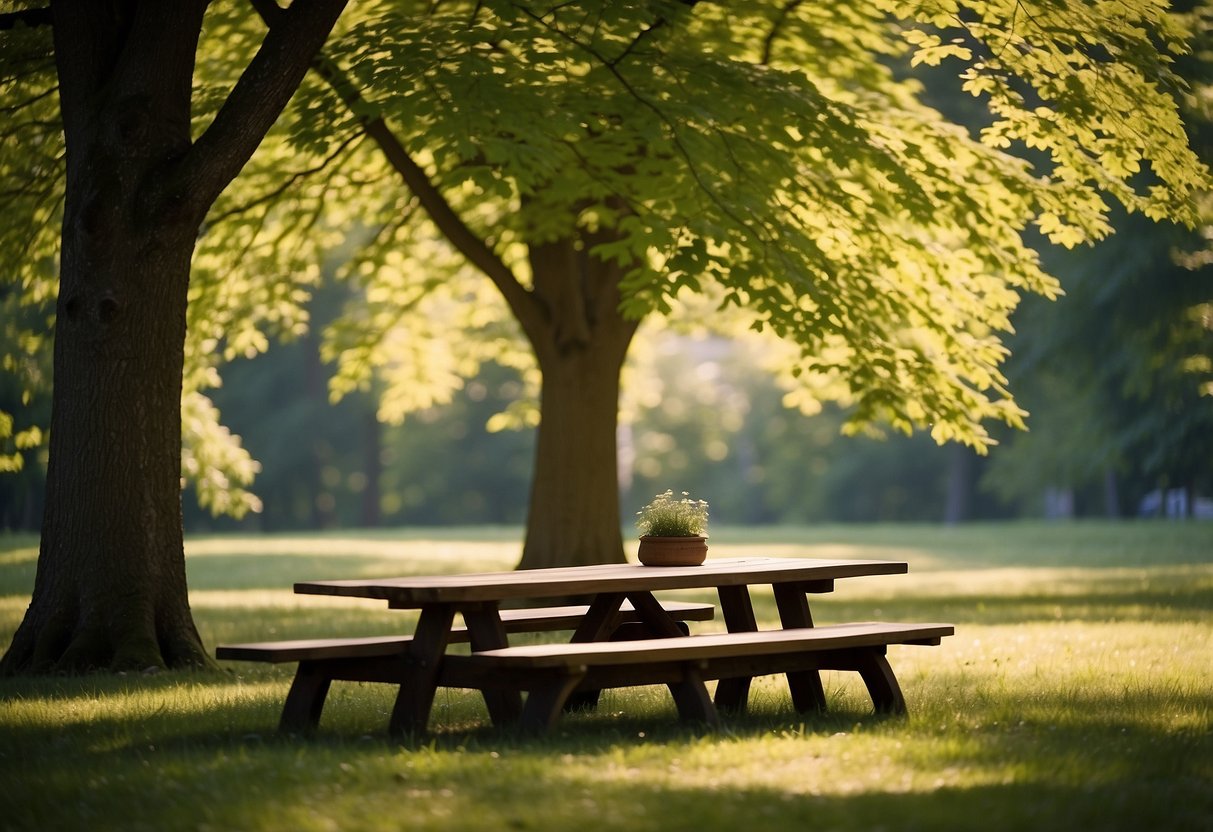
[3,0,1211,531]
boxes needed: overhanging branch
[513,2,772,251]
[175,0,347,214]
[248,0,546,341]
[762,0,803,65]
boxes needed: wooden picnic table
[293,556,915,734]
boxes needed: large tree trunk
[519,341,631,569]
[5,226,206,672]
[517,238,639,570]
[1,0,346,675]
[2,2,210,673]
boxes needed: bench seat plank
[441,621,953,732]
[455,622,952,668]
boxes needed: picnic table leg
[461,603,523,725]
[519,670,588,733]
[278,660,331,733]
[773,583,827,713]
[624,591,687,638]
[714,585,757,711]
[669,663,721,729]
[852,648,907,715]
[623,590,715,715]
[570,592,628,642]
[389,604,456,737]
[563,593,628,712]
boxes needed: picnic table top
[293,556,909,606]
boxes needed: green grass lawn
[1,522,1211,831]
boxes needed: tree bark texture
[2,0,347,675]
[517,237,639,570]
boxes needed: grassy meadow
[0,522,1210,831]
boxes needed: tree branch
[173,0,347,214]
[248,0,547,343]
[608,0,700,67]
[206,128,363,226]
[512,2,770,250]
[762,0,803,65]
[0,84,57,115]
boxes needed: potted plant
[634,490,710,566]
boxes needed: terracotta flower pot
[636,535,708,567]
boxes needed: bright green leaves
[887,0,1212,244]
[180,391,262,518]
[300,0,1207,453]
[0,11,61,471]
[904,30,973,67]
[321,232,529,426]
[0,412,43,473]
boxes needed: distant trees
[190,287,535,531]
[986,215,1213,517]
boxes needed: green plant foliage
[0,8,57,481]
[3,0,1210,517]
[301,0,1209,452]
[635,489,710,537]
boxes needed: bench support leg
[854,650,907,715]
[562,593,627,713]
[462,604,523,725]
[773,583,827,713]
[669,665,720,728]
[389,604,456,737]
[714,585,757,712]
[279,661,331,733]
[519,672,588,733]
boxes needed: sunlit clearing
[185,535,520,572]
[0,546,37,566]
[0,678,284,732]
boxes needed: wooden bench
[216,599,715,732]
[439,621,954,732]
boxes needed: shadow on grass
[2,676,1210,832]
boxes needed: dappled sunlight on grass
[0,674,285,733]
[185,533,522,566]
[2,524,1211,831]
[702,538,938,565]
[0,545,37,567]
[708,522,1213,570]
[851,564,1213,599]
[182,537,519,594]
[756,564,1213,627]
[0,596,29,638]
[191,589,314,609]
[190,589,370,611]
